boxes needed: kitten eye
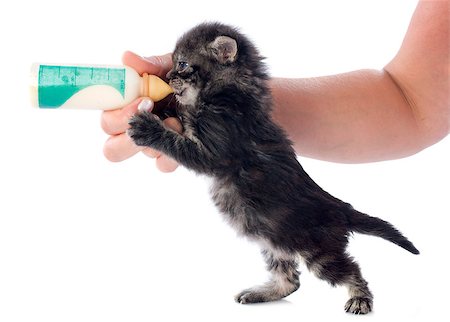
[177,61,190,72]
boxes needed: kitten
[128,22,419,314]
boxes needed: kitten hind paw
[344,297,373,314]
[235,285,293,304]
[235,289,269,304]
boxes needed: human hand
[101,51,182,172]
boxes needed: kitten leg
[128,111,212,171]
[235,249,300,304]
[306,252,373,314]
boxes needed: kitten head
[167,22,267,107]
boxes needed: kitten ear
[209,36,238,64]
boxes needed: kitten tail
[348,210,420,255]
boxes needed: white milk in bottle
[30,63,173,110]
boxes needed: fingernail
[138,99,154,112]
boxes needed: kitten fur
[128,22,419,314]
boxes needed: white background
[1,0,449,321]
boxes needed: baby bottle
[30,63,173,110]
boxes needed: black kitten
[128,22,419,314]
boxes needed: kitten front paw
[127,111,164,147]
[344,297,373,314]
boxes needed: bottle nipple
[142,73,174,102]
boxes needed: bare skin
[101,52,179,172]
[101,0,449,169]
[271,0,449,162]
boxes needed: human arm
[102,1,448,169]
[271,0,449,163]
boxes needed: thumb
[122,51,173,78]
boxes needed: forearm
[270,70,430,163]
[271,0,449,163]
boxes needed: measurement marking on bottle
[37,65,126,108]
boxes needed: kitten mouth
[174,89,185,97]
[169,78,184,96]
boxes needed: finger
[156,154,179,173]
[103,133,142,162]
[101,97,150,135]
[163,117,183,133]
[142,147,161,159]
[122,51,173,78]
